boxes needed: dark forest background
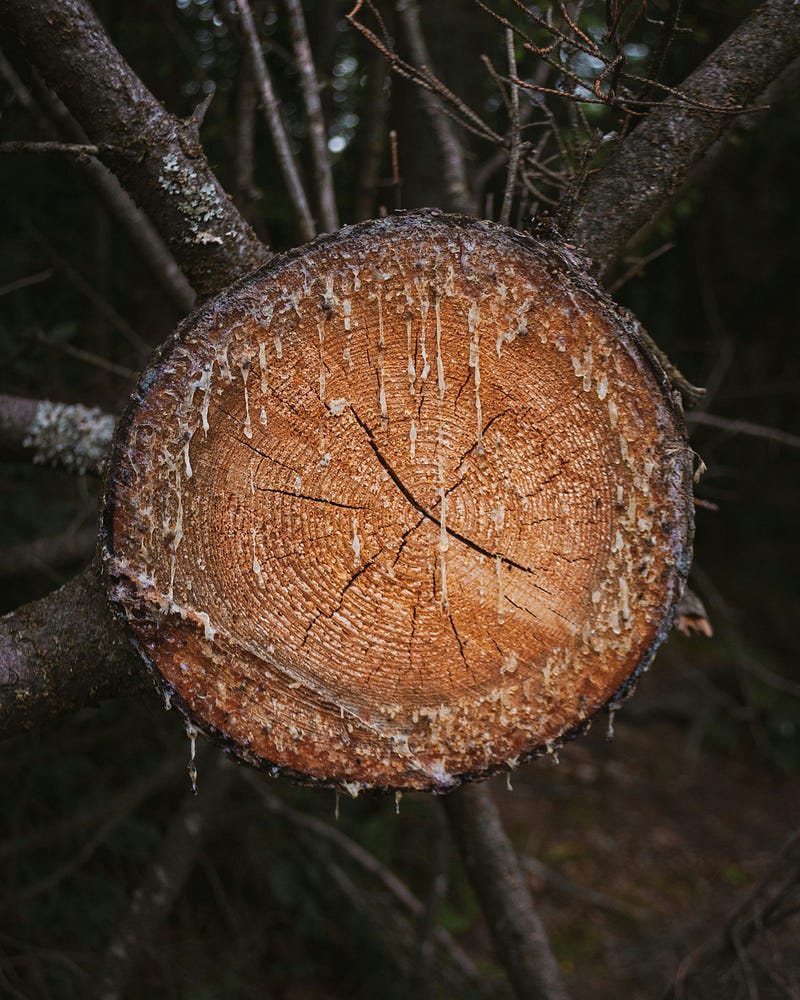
[1,1,799,997]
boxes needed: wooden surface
[102,211,693,792]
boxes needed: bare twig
[668,830,800,999]
[19,217,150,357]
[522,855,648,920]
[570,0,800,279]
[284,0,339,232]
[235,0,316,241]
[0,49,194,314]
[0,269,53,297]
[389,128,401,210]
[499,29,521,227]
[687,412,800,451]
[0,139,100,155]
[443,782,570,1000]
[34,332,135,381]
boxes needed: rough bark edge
[569,0,800,280]
[99,208,694,794]
[2,0,271,299]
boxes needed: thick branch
[1,0,271,299]
[570,0,800,279]
[0,560,148,740]
[443,783,570,1000]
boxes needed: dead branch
[499,29,521,227]
[0,49,195,315]
[0,559,148,740]
[235,0,316,240]
[347,0,501,149]
[667,830,800,999]
[284,0,339,233]
[0,140,99,155]
[1,0,270,300]
[395,0,476,215]
[569,0,800,280]
[443,782,571,1000]
[687,412,800,451]
[0,394,115,475]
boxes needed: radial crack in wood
[101,211,693,793]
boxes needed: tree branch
[569,0,800,280]
[0,560,148,740]
[0,48,195,315]
[0,0,271,300]
[443,783,570,1000]
[396,0,476,216]
[235,0,316,241]
[0,394,115,475]
[284,0,339,233]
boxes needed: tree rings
[102,211,693,792]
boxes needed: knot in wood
[102,211,693,793]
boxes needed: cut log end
[101,211,693,793]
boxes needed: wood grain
[102,212,693,792]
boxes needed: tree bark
[0,560,148,739]
[443,783,570,1000]
[569,0,800,281]
[0,0,271,300]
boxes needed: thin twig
[284,0,339,232]
[19,216,150,357]
[499,28,521,227]
[0,139,100,155]
[235,0,315,240]
[687,412,800,450]
[0,269,53,297]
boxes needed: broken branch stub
[101,211,693,793]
